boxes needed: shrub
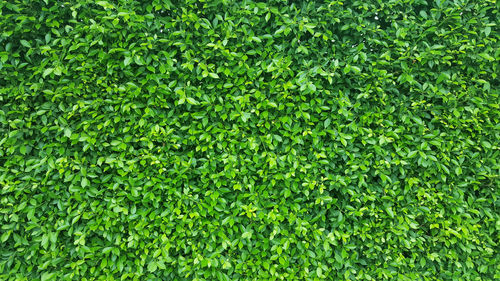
[0,0,498,280]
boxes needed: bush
[0,0,498,280]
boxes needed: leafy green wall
[0,0,499,280]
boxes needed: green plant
[0,0,498,280]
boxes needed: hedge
[0,0,499,280]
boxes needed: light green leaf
[20,39,31,48]
[484,26,491,36]
[43,68,54,78]
[124,56,132,66]
[81,177,89,188]
[64,128,72,138]
[41,234,49,249]
[186,97,199,105]
[386,207,394,218]
[251,36,262,43]
[241,231,252,239]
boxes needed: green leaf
[1,231,11,243]
[241,112,252,123]
[134,55,143,65]
[482,141,492,149]
[41,273,56,281]
[20,39,31,48]
[324,118,331,128]
[41,234,49,249]
[241,231,252,239]
[437,72,450,84]
[407,150,418,158]
[81,177,89,188]
[484,26,491,36]
[386,207,394,218]
[43,68,54,78]
[340,137,347,147]
[316,267,322,277]
[147,261,157,272]
[124,56,132,66]
[284,188,291,198]
[479,53,494,61]
[54,66,63,76]
[96,1,114,9]
[251,36,262,43]
[64,128,72,138]
[186,97,199,105]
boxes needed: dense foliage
[1,0,499,280]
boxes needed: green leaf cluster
[0,0,499,280]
